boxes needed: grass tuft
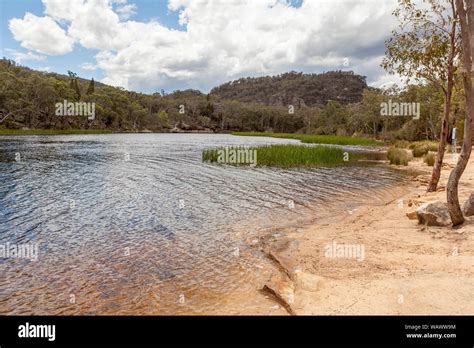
[411,143,430,157]
[393,140,410,149]
[387,147,412,166]
[408,140,438,152]
[232,132,380,146]
[203,144,351,168]
[423,152,436,166]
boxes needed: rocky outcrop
[258,235,325,315]
[406,210,418,220]
[293,270,324,292]
[260,273,295,315]
[462,193,474,217]
[416,201,452,226]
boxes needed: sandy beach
[257,151,474,315]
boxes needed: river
[0,133,406,314]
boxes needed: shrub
[387,147,411,166]
[409,141,438,151]
[427,142,438,151]
[411,143,430,157]
[394,140,410,149]
[423,152,436,166]
[336,128,347,136]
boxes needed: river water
[0,134,406,314]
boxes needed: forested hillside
[210,71,367,106]
[0,58,463,141]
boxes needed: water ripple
[0,134,406,314]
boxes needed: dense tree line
[0,59,304,133]
[0,58,465,142]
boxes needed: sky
[0,0,402,94]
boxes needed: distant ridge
[0,58,370,133]
[210,71,368,107]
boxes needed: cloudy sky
[0,0,401,93]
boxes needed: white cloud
[9,12,74,55]
[115,3,137,20]
[43,0,87,21]
[8,0,399,92]
[370,73,405,90]
[4,49,47,63]
[81,62,98,70]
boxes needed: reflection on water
[0,134,406,314]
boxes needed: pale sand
[258,151,474,315]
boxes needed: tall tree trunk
[469,0,474,98]
[427,89,452,191]
[427,3,457,192]
[470,0,474,55]
[447,0,473,226]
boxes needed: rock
[267,239,299,278]
[416,201,451,226]
[408,198,432,207]
[261,273,295,315]
[406,210,418,220]
[293,270,323,292]
[462,193,474,217]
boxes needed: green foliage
[86,78,95,95]
[0,58,464,141]
[423,152,436,166]
[158,110,169,127]
[210,71,367,106]
[408,141,438,158]
[411,143,430,157]
[381,0,459,86]
[68,71,81,99]
[203,145,349,168]
[232,132,380,146]
[387,147,412,165]
[393,140,410,148]
[408,140,438,151]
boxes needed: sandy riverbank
[257,151,474,315]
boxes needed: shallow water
[0,134,406,314]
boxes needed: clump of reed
[203,144,351,168]
[387,147,412,166]
[423,152,436,166]
[232,132,379,146]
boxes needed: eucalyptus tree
[382,0,460,191]
[446,0,473,226]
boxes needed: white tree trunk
[447,0,474,226]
